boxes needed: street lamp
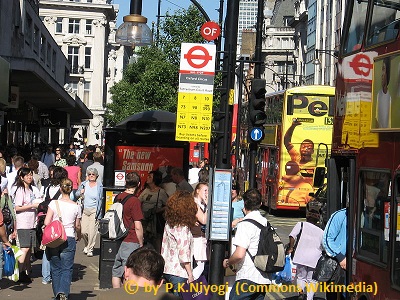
[313,49,339,65]
[115,0,152,47]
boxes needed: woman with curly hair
[161,191,198,297]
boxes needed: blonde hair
[0,158,6,174]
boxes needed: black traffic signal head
[249,78,267,126]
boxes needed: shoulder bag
[42,200,67,248]
[312,251,342,283]
[291,221,303,259]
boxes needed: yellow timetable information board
[176,92,213,142]
[176,43,216,143]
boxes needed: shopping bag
[8,245,23,282]
[276,255,293,283]
[181,275,212,300]
[3,247,16,276]
[312,252,340,282]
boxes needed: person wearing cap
[287,203,323,300]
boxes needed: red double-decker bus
[325,0,400,298]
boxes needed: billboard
[114,145,185,184]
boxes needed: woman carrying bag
[44,178,81,300]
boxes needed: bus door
[391,173,400,291]
[327,157,355,292]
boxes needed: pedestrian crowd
[1,149,347,300]
[0,142,104,300]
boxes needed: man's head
[243,188,262,212]
[13,156,25,170]
[300,139,314,157]
[124,248,165,286]
[171,167,184,184]
[93,151,103,163]
[125,172,141,189]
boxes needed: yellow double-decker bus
[256,85,335,211]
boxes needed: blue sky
[112,0,220,27]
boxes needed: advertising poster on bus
[372,53,400,131]
[278,95,333,208]
[114,145,185,185]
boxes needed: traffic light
[249,78,267,127]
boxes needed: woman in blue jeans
[45,178,82,300]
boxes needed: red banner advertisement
[114,146,184,183]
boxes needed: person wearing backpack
[111,172,144,288]
[223,188,272,300]
[0,210,12,279]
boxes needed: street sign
[176,43,216,143]
[200,21,221,41]
[250,128,263,142]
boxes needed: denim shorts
[17,229,37,248]
[112,242,140,277]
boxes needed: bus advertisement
[258,86,335,211]
[326,0,400,298]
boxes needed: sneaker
[56,293,67,300]
[83,247,88,254]
[87,251,93,257]
[42,280,51,285]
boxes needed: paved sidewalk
[0,237,102,300]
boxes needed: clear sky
[112,0,221,27]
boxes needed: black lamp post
[313,49,339,65]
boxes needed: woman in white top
[45,178,81,300]
[191,182,209,280]
[13,167,41,283]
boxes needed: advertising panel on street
[114,145,184,184]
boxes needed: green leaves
[106,5,207,126]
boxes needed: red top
[115,192,143,243]
[64,165,81,189]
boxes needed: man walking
[223,189,271,300]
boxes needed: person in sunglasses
[75,168,103,257]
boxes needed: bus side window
[342,0,368,54]
[358,171,390,264]
[366,4,399,46]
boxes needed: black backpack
[242,219,286,273]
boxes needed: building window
[84,47,91,69]
[68,46,79,74]
[40,35,46,61]
[47,43,51,67]
[70,81,78,94]
[84,82,90,105]
[56,17,63,33]
[52,50,57,72]
[85,20,92,35]
[25,15,33,45]
[33,25,40,54]
[68,19,80,34]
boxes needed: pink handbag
[42,201,67,248]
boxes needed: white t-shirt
[377,89,391,128]
[48,200,82,237]
[289,221,323,268]
[233,210,271,284]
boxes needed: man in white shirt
[223,188,271,300]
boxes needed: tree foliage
[105,5,206,126]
